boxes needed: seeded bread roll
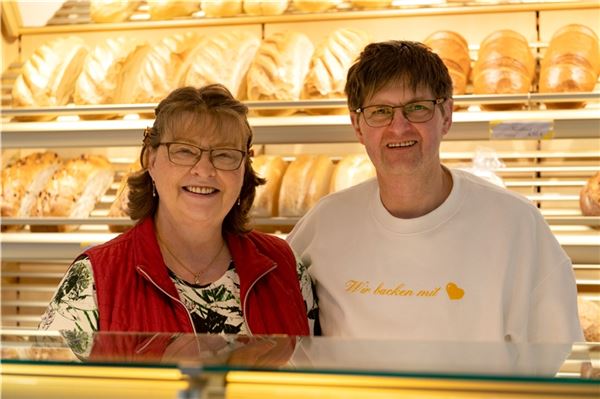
[201,0,243,17]
[540,24,600,109]
[329,154,375,193]
[251,155,288,217]
[74,37,148,109]
[243,0,289,15]
[424,30,471,95]
[147,0,200,20]
[30,154,114,232]
[11,37,88,120]
[292,0,340,12]
[181,31,260,99]
[120,32,198,104]
[246,31,314,115]
[580,172,600,216]
[302,28,370,113]
[278,154,334,217]
[1,152,61,219]
[90,0,142,23]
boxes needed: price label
[489,120,554,140]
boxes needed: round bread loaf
[243,0,289,15]
[12,36,88,120]
[539,24,600,109]
[181,31,261,99]
[201,0,242,17]
[147,0,200,20]
[246,31,314,115]
[329,154,375,193]
[302,28,370,104]
[90,0,142,23]
[578,297,600,342]
[424,30,471,95]
[278,154,334,217]
[580,172,600,216]
[292,0,340,12]
[251,155,288,217]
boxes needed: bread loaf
[278,154,334,216]
[578,297,600,342]
[201,0,243,17]
[251,155,288,217]
[246,31,314,115]
[424,31,471,95]
[540,24,600,109]
[302,28,370,112]
[292,0,340,12]
[12,37,88,120]
[74,37,148,108]
[580,172,600,216]
[329,154,375,193]
[108,162,140,232]
[30,154,114,232]
[473,30,535,110]
[181,31,261,99]
[1,152,61,219]
[147,0,200,20]
[243,0,289,15]
[90,0,142,23]
[119,32,198,105]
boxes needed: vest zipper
[136,266,197,335]
[243,263,277,336]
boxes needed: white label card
[490,120,554,140]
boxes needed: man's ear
[350,113,365,145]
[441,98,454,137]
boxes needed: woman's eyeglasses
[355,98,446,127]
[159,142,246,171]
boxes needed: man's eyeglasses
[159,142,246,171]
[355,98,446,127]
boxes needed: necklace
[157,233,226,285]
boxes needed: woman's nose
[189,152,216,176]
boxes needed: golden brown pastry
[539,24,600,109]
[74,37,148,107]
[580,172,600,216]
[181,31,261,99]
[11,36,88,119]
[90,0,142,23]
[251,155,288,217]
[302,28,370,112]
[1,151,61,218]
[30,154,114,232]
[329,154,375,193]
[424,30,471,95]
[201,0,243,17]
[292,0,340,12]
[246,31,314,115]
[278,154,334,217]
[243,0,289,15]
[147,0,200,20]
[350,0,393,9]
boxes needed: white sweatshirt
[288,168,584,343]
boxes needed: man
[287,41,583,343]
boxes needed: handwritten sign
[490,120,554,140]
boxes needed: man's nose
[388,108,411,129]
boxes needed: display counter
[1,330,598,398]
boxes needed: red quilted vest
[85,217,309,335]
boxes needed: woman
[40,84,315,335]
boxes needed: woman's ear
[146,147,157,177]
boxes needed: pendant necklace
[157,233,226,285]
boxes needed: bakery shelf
[10,0,599,35]
[2,101,600,148]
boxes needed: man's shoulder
[316,177,377,209]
